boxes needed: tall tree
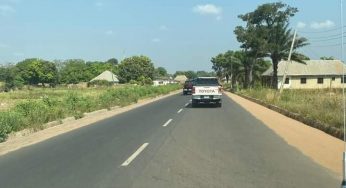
[238,2,308,89]
[234,24,267,88]
[155,67,168,78]
[106,58,118,65]
[211,51,244,88]
[16,58,58,85]
[59,59,89,84]
[118,55,155,83]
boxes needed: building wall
[278,76,345,89]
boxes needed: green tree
[155,67,168,78]
[118,55,155,83]
[106,58,118,65]
[184,71,197,79]
[16,58,58,86]
[3,66,24,91]
[234,24,267,88]
[0,66,7,81]
[86,61,117,79]
[238,2,308,89]
[212,51,244,86]
[59,59,89,84]
[320,56,335,60]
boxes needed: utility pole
[341,0,346,187]
[279,29,297,94]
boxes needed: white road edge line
[121,143,149,166]
[162,119,173,127]
[177,108,183,114]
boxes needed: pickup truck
[183,80,194,95]
[191,77,222,107]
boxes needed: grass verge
[237,88,343,132]
[0,84,181,142]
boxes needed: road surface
[0,93,339,188]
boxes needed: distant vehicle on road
[192,77,222,107]
[183,80,194,95]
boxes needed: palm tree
[267,23,308,88]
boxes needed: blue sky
[0,0,344,73]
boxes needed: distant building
[90,70,119,83]
[174,75,188,84]
[262,60,346,89]
[153,79,178,86]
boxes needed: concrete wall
[278,76,345,89]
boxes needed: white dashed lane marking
[121,143,149,166]
[162,119,173,127]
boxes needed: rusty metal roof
[262,60,346,76]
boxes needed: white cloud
[105,30,114,35]
[152,38,161,43]
[193,4,222,21]
[159,25,168,31]
[193,4,222,15]
[310,20,335,29]
[0,5,15,16]
[296,22,306,29]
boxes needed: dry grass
[238,88,344,130]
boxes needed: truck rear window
[195,78,219,86]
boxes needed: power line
[299,26,342,33]
[305,32,346,39]
[308,36,343,42]
[308,43,343,47]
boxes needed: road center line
[184,103,189,107]
[162,119,173,127]
[177,108,183,113]
[121,143,149,166]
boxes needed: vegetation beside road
[238,88,343,131]
[0,84,180,142]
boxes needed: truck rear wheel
[217,102,222,108]
[191,100,197,108]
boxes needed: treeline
[212,2,309,89]
[211,50,271,89]
[0,55,170,91]
[173,71,216,79]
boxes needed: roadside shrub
[65,92,95,118]
[14,101,50,129]
[87,80,113,87]
[0,111,24,141]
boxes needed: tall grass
[0,84,180,142]
[238,88,343,130]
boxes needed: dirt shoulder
[0,90,181,156]
[225,92,344,178]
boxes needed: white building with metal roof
[262,60,346,89]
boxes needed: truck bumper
[192,95,222,104]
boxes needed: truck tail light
[192,86,195,94]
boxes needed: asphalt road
[0,93,340,188]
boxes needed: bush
[0,111,24,141]
[14,100,51,129]
[87,80,113,87]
